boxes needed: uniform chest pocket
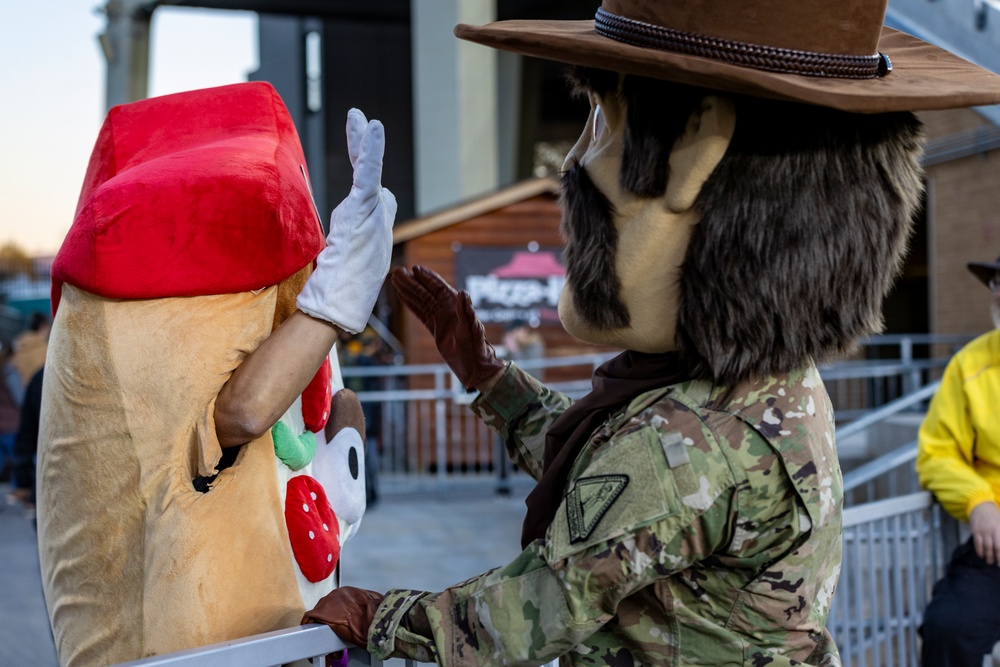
[547,427,679,562]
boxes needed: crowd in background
[1,311,49,523]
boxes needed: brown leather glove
[391,265,506,391]
[302,586,384,649]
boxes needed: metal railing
[835,381,940,444]
[116,493,958,667]
[346,334,962,491]
[835,380,940,507]
[110,625,367,667]
[829,491,961,667]
[345,353,612,490]
[107,626,561,667]
[804,373,962,664]
[341,338,963,665]
[106,335,965,666]
[820,332,966,422]
[843,439,923,507]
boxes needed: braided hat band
[595,7,891,80]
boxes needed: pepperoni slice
[284,475,340,582]
[301,357,333,433]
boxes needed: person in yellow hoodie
[917,253,1000,666]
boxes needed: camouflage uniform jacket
[368,361,843,667]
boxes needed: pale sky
[0,1,257,256]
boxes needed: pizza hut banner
[454,246,566,325]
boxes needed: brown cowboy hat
[455,0,1000,113]
[968,255,1000,288]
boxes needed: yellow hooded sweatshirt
[917,330,1000,521]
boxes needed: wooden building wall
[388,189,619,472]
[921,109,1000,338]
[393,191,617,368]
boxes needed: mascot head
[52,82,335,431]
[53,81,326,311]
[457,0,1000,383]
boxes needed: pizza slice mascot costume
[303,1,1000,666]
[36,81,394,666]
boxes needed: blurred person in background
[0,340,24,483]
[12,312,49,385]
[917,253,1000,666]
[500,318,545,381]
[11,366,42,523]
[495,319,546,494]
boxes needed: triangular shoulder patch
[565,474,629,544]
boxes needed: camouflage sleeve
[367,408,738,665]
[470,363,574,480]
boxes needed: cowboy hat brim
[455,21,1000,113]
[968,260,1000,287]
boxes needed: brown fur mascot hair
[564,67,925,385]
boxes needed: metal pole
[902,335,921,398]
[435,369,447,485]
[99,0,153,111]
[410,0,499,215]
[495,434,510,495]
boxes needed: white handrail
[111,625,351,667]
[842,490,934,527]
[835,381,940,441]
[842,440,919,492]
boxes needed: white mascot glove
[297,109,396,333]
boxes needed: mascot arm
[471,362,573,481]
[215,311,339,446]
[364,491,734,664]
[216,109,395,447]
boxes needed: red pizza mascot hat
[53,81,324,306]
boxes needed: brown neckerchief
[521,350,691,548]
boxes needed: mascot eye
[592,104,605,143]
